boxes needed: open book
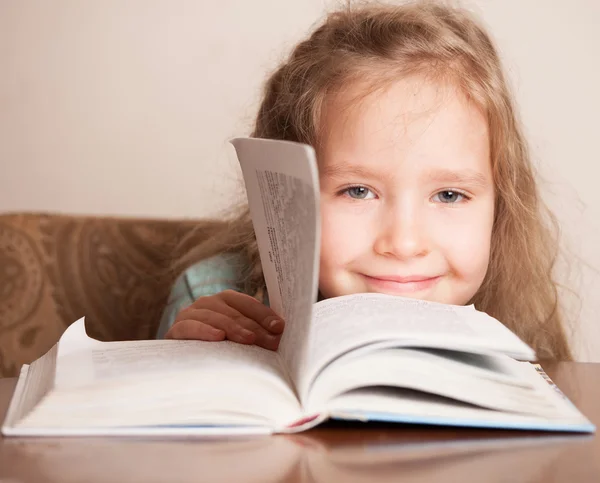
[2,138,595,437]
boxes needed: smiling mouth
[361,274,442,293]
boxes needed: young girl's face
[317,76,495,306]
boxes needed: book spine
[278,412,327,434]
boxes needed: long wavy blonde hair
[168,1,573,360]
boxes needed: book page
[322,361,593,433]
[56,339,289,389]
[26,341,301,429]
[1,344,58,433]
[231,138,320,390]
[306,348,559,418]
[299,293,536,398]
[1,318,97,434]
[12,319,303,431]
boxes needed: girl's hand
[165,290,285,351]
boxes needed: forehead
[317,76,491,177]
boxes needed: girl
[156,1,573,360]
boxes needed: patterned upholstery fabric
[0,213,200,378]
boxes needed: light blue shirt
[155,253,248,339]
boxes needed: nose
[373,201,430,259]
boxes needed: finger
[219,290,285,334]
[185,307,280,350]
[232,315,281,351]
[165,319,226,341]
[173,308,257,345]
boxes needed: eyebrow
[424,168,490,188]
[320,163,379,180]
[321,163,490,187]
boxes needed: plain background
[1,1,598,360]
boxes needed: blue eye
[343,186,375,200]
[433,190,468,203]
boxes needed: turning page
[231,138,321,389]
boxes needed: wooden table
[0,362,598,482]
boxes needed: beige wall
[1,1,599,360]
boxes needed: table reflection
[0,424,593,483]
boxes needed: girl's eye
[342,186,376,200]
[432,190,468,204]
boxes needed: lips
[362,274,441,294]
[367,275,438,283]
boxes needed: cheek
[431,204,494,279]
[453,231,492,279]
[319,202,372,267]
